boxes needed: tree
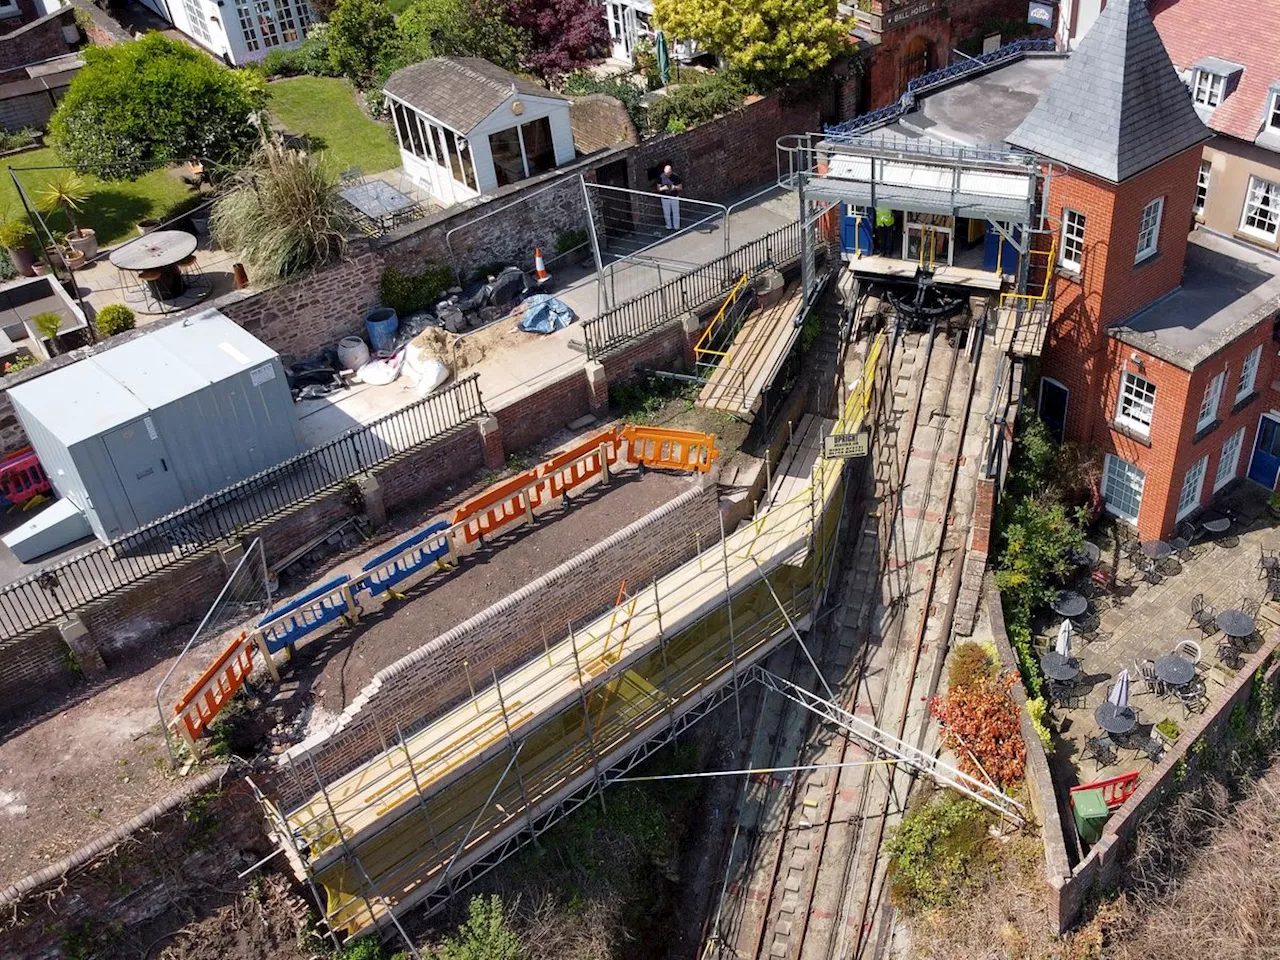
[397,0,529,72]
[653,0,846,85]
[503,0,610,80]
[210,140,351,283]
[327,0,398,87]
[48,35,265,181]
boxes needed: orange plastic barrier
[621,425,720,473]
[450,468,542,545]
[173,633,255,747]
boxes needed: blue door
[983,222,1021,273]
[1248,416,1280,489]
[841,206,872,255]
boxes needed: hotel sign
[883,0,940,29]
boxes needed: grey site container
[8,309,300,542]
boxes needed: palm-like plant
[36,173,90,237]
[30,311,62,355]
[210,139,351,283]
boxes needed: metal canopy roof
[805,144,1038,225]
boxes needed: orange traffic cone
[534,247,549,284]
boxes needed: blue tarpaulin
[518,294,576,334]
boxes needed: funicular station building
[789,0,1280,539]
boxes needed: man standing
[657,163,683,231]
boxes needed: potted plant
[37,173,96,259]
[1156,717,1181,743]
[94,303,136,338]
[30,310,62,357]
[0,219,36,276]
[137,218,160,235]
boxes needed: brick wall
[492,367,592,455]
[0,622,73,720]
[0,7,73,79]
[569,94,638,154]
[0,0,54,38]
[67,0,129,46]
[272,480,722,809]
[375,424,485,513]
[217,248,384,360]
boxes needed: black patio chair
[1169,522,1202,562]
[1188,594,1218,637]
[1134,659,1164,697]
[1133,553,1164,585]
[1132,732,1166,764]
[1085,735,1119,771]
[1241,597,1262,620]
[1049,678,1086,710]
[1258,546,1280,581]
[1217,642,1244,670]
[1177,683,1208,718]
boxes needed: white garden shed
[383,57,576,206]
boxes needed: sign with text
[883,0,940,29]
[823,431,871,459]
[1027,0,1056,27]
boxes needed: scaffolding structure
[257,336,888,946]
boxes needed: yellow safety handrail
[693,272,752,362]
[999,236,1058,310]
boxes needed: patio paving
[1044,485,1280,790]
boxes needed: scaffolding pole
[395,718,444,856]
[718,513,744,744]
[568,623,608,813]
[492,668,537,838]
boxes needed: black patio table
[1095,702,1137,735]
[1051,590,1088,618]
[1040,651,1079,682]
[1216,609,1255,640]
[1141,540,1172,561]
[1071,542,1102,568]
[1154,653,1196,687]
[1201,516,1232,535]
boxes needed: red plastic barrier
[1070,769,1139,809]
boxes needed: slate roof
[1006,0,1210,182]
[1151,0,1280,148]
[383,58,566,135]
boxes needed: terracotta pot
[32,261,47,275]
[232,262,249,289]
[61,248,85,270]
[6,246,34,277]
[137,219,160,236]
[67,228,97,259]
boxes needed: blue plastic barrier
[357,520,452,599]
[259,575,355,653]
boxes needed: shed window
[487,116,558,187]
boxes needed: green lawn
[268,77,401,176]
[1,147,197,247]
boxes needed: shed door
[105,418,186,528]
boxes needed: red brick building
[1007,0,1280,538]
[853,0,1054,111]
[820,0,1280,539]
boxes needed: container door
[1247,415,1280,489]
[105,417,186,527]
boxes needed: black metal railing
[583,220,804,359]
[0,375,487,640]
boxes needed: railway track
[702,297,989,960]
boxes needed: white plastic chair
[1174,638,1202,664]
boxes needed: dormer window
[1268,90,1280,132]
[1193,70,1225,107]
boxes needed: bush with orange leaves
[929,673,1027,788]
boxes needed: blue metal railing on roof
[825,37,1058,137]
